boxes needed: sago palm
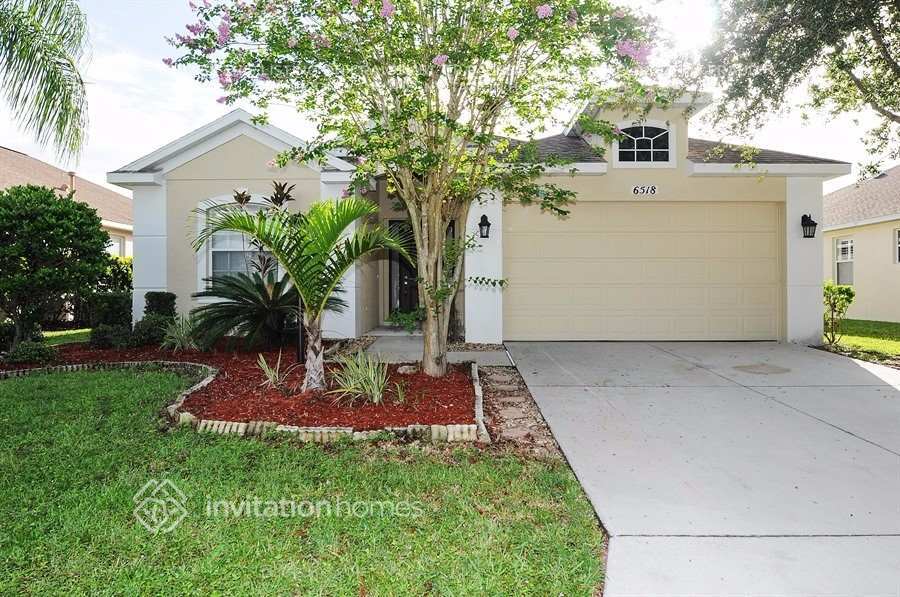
[0,0,89,156]
[195,197,410,391]
[192,271,347,350]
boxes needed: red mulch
[2,343,475,430]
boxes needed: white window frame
[195,194,271,301]
[894,229,900,264]
[106,233,126,257]
[612,119,677,169]
[834,236,854,285]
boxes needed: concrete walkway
[366,335,510,366]
[507,341,900,596]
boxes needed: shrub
[131,314,173,347]
[387,307,425,334]
[824,281,856,345]
[0,320,42,352]
[90,324,132,349]
[5,341,58,365]
[257,350,300,393]
[99,256,133,292]
[328,352,388,405]
[162,315,201,352]
[90,292,133,327]
[144,292,177,317]
[0,185,109,348]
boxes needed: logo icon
[133,479,187,534]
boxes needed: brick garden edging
[1,359,485,444]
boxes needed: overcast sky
[1,0,893,198]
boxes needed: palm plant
[0,0,89,156]
[195,197,410,391]
[192,271,345,350]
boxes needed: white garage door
[503,201,784,341]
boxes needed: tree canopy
[0,185,109,347]
[704,0,900,174]
[170,0,665,375]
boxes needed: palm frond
[0,0,88,156]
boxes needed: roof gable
[110,109,354,179]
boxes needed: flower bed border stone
[1,359,486,444]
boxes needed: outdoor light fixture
[478,214,491,238]
[801,214,818,239]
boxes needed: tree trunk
[11,317,25,351]
[422,307,448,377]
[301,314,325,391]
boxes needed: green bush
[89,324,132,349]
[5,341,58,365]
[387,307,425,333]
[131,314,173,347]
[1,320,42,352]
[144,292,177,317]
[824,281,856,345]
[90,292,133,327]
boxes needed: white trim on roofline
[111,108,354,176]
[689,162,851,179]
[107,171,161,186]
[101,220,134,232]
[823,212,900,232]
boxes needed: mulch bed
[1,343,475,430]
[815,344,900,371]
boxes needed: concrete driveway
[507,341,900,596]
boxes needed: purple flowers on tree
[536,4,552,19]
[432,54,449,66]
[615,39,652,65]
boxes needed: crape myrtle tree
[169,0,659,377]
[704,0,900,176]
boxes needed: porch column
[131,182,167,323]
[785,177,825,345]
[320,172,358,339]
[464,192,504,344]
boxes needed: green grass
[836,319,900,358]
[0,370,604,595]
[42,328,90,346]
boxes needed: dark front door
[389,220,418,312]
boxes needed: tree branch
[838,62,900,124]
[863,5,900,80]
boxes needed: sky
[0,0,893,198]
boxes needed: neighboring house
[108,99,849,343]
[822,165,900,322]
[1,145,133,257]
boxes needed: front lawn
[0,370,604,594]
[836,319,900,358]
[42,328,90,346]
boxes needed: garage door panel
[503,202,784,341]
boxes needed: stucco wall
[164,134,320,314]
[823,220,900,322]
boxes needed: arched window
[618,125,670,163]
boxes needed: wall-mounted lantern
[478,214,491,238]
[801,214,818,239]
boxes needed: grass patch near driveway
[0,370,604,595]
[42,328,90,346]
[836,319,900,359]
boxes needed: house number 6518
[632,185,658,195]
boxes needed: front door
[389,220,418,312]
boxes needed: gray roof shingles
[824,164,900,229]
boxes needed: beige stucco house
[1,145,133,257]
[823,165,900,322]
[108,99,849,344]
